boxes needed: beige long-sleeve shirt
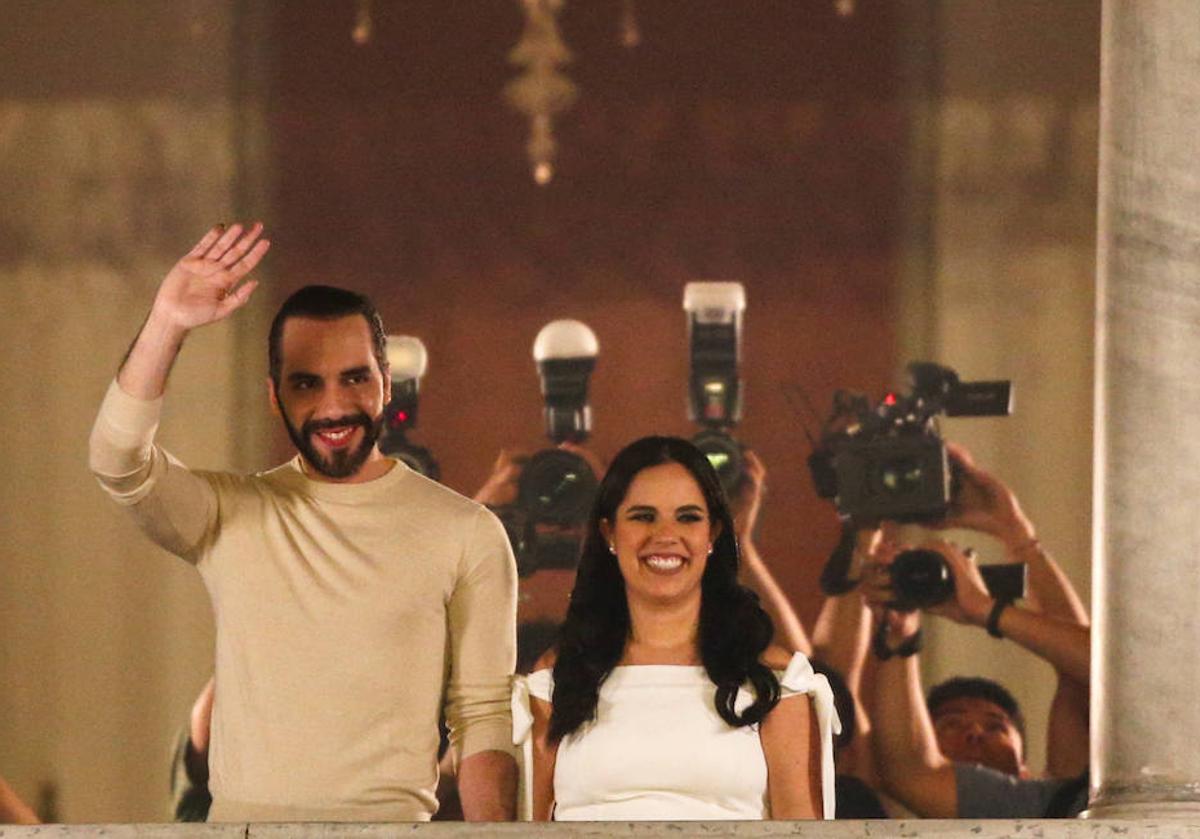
[89,380,517,822]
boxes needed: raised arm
[89,225,270,558]
[861,552,959,817]
[937,444,1090,775]
[811,526,886,786]
[734,451,812,655]
[940,443,1088,625]
[925,541,1090,688]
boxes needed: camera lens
[877,458,925,495]
[518,448,599,526]
[888,548,954,611]
[692,429,744,498]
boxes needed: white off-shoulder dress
[511,652,840,821]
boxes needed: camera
[379,335,440,480]
[811,362,1011,595]
[887,548,1027,612]
[684,281,747,497]
[496,320,601,578]
[810,362,1012,525]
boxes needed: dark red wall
[264,0,907,626]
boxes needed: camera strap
[819,517,861,596]
[986,597,1014,639]
[872,620,923,661]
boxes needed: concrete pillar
[1090,0,1200,818]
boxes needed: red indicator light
[394,410,409,423]
[883,393,897,406]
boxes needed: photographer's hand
[937,444,1089,626]
[118,223,270,400]
[733,450,767,542]
[931,443,1035,547]
[859,535,924,641]
[926,544,1091,683]
[472,449,529,506]
[924,540,993,627]
[864,538,958,819]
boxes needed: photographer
[860,445,1091,819]
[474,442,604,670]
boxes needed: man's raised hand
[116,223,271,399]
[153,223,270,330]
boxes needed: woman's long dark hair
[548,436,780,742]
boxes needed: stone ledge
[5,822,1200,839]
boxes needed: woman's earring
[707,544,714,556]
[609,544,617,555]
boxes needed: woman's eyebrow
[623,505,657,514]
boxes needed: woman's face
[601,461,720,608]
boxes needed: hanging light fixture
[352,0,373,44]
[620,0,641,48]
[505,0,578,185]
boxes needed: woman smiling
[513,436,838,821]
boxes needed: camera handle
[819,517,860,596]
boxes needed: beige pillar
[1090,0,1200,819]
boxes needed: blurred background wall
[0,0,1097,822]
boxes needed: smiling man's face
[271,314,391,483]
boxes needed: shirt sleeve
[443,504,519,761]
[955,762,1065,818]
[88,379,218,560]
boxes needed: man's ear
[381,363,392,406]
[266,377,281,416]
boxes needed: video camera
[379,335,440,480]
[809,361,1012,524]
[684,281,747,498]
[497,320,601,578]
[810,362,1012,595]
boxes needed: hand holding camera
[928,442,1037,550]
[862,539,994,650]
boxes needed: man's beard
[280,408,385,480]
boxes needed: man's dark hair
[268,285,388,388]
[927,676,1026,744]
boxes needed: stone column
[1090,0,1200,818]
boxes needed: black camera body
[829,433,949,524]
[811,362,1012,525]
[684,282,747,497]
[497,320,601,578]
[888,548,1027,612]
